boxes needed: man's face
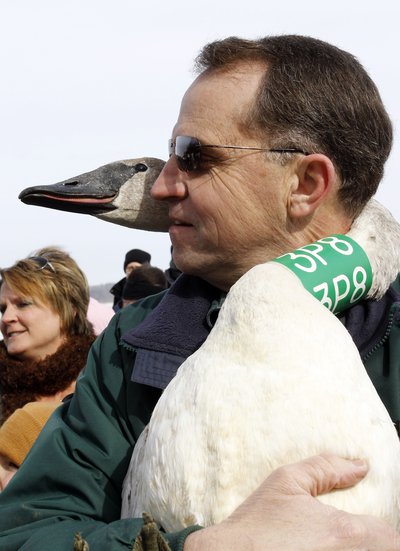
[151,62,297,290]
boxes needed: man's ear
[288,154,337,220]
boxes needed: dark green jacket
[0,277,400,551]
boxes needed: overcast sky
[1,0,399,285]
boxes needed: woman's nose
[151,157,188,201]
[1,305,16,324]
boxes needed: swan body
[121,199,400,531]
[19,157,169,232]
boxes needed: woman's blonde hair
[0,246,92,336]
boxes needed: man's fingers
[266,454,369,497]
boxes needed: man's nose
[151,157,188,201]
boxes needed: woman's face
[0,283,65,362]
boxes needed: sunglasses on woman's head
[29,256,56,273]
[168,135,308,173]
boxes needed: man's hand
[185,454,400,550]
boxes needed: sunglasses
[168,135,308,173]
[29,256,56,273]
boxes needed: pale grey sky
[1,0,399,284]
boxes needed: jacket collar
[340,276,400,359]
[123,274,222,390]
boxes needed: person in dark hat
[121,266,168,308]
[123,249,151,276]
[110,249,151,311]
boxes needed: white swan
[121,199,400,531]
[17,160,400,531]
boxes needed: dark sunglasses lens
[30,256,48,269]
[29,256,55,272]
[174,136,201,172]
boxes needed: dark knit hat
[122,266,167,301]
[123,249,151,272]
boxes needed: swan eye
[135,163,148,173]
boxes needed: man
[110,248,151,310]
[0,35,399,550]
[121,265,168,307]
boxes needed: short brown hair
[0,246,92,336]
[195,35,393,217]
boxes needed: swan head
[19,157,169,232]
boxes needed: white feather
[348,199,400,299]
[122,199,400,531]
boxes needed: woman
[0,247,96,425]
